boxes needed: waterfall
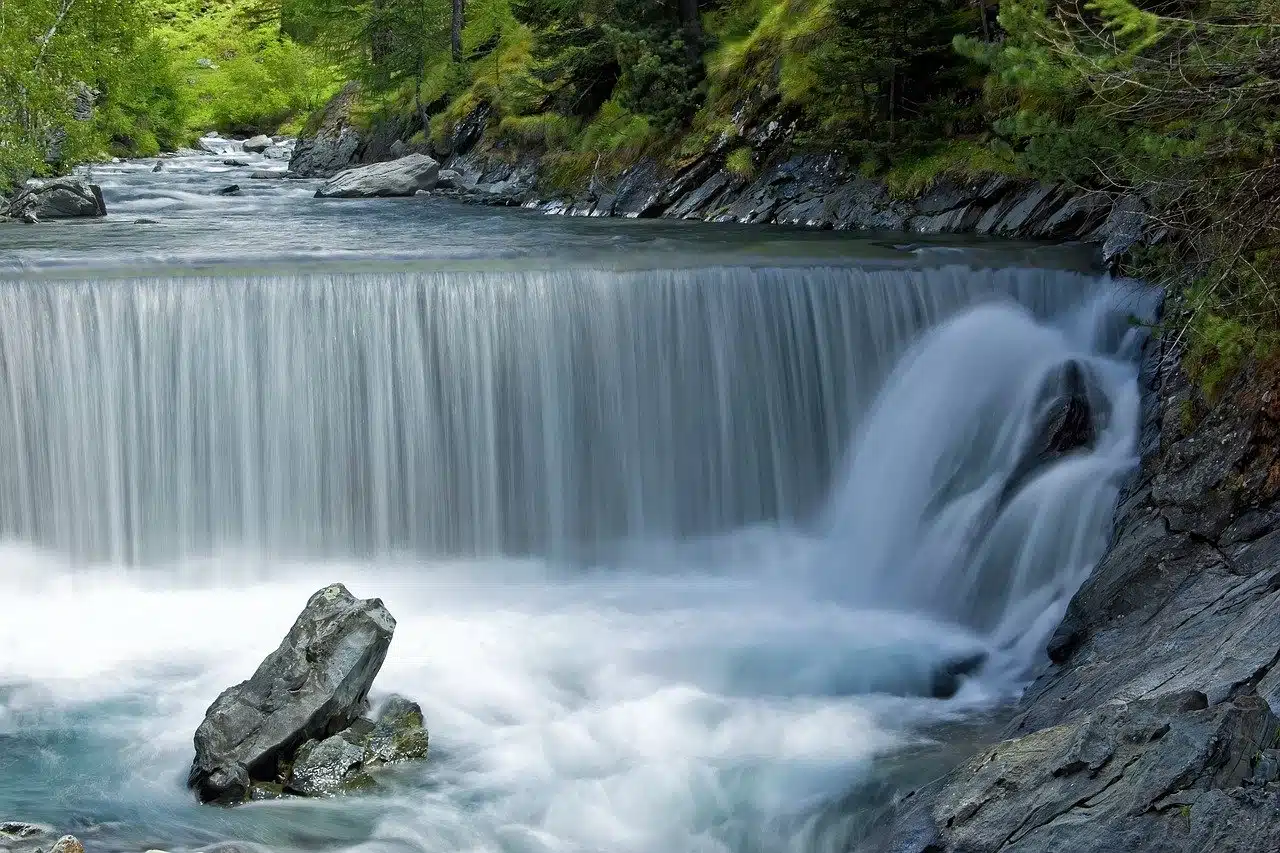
[0,251,1158,853]
[0,263,1109,564]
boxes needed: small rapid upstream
[0,153,1156,853]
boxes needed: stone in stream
[242,135,273,153]
[5,177,105,220]
[315,153,441,199]
[222,159,251,167]
[250,171,281,180]
[217,185,241,196]
[187,583,399,804]
[152,161,163,173]
[286,695,429,797]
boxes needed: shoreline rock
[187,583,403,804]
[315,154,440,199]
[5,177,105,222]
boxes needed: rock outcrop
[187,583,396,804]
[866,344,1280,852]
[5,177,105,221]
[315,154,440,199]
[288,83,362,179]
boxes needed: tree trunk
[452,0,465,63]
[678,0,701,64]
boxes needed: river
[0,150,1155,853]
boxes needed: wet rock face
[919,691,1279,853]
[873,344,1280,852]
[187,583,396,804]
[286,695,430,797]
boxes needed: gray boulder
[6,177,105,220]
[217,185,241,196]
[187,583,396,804]
[315,154,440,199]
[242,135,272,153]
[262,145,292,161]
[289,82,362,178]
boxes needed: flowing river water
[0,151,1156,853]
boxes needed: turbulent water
[0,151,1156,853]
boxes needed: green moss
[726,146,755,177]
[496,113,579,149]
[883,141,1021,199]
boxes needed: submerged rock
[928,651,987,700]
[217,185,241,196]
[187,583,396,804]
[0,824,50,840]
[222,159,251,168]
[315,154,440,199]
[6,177,105,220]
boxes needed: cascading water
[0,154,1157,853]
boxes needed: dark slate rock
[1035,191,1113,239]
[613,159,669,218]
[217,185,241,196]
[914,178,978,216]
[187,583,395,804]
[665,170,733,220]
[993,182,1061,235]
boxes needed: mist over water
[0,155,1156,853]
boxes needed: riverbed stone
[315,154,441,199]
[187,583,396,804]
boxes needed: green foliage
[496,112,578,147]
[970,0,1280,388]
[149,0,340,136]
[577,99,655,153]
[1184,312,1270,401]
[0,0,192,186]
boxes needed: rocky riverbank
[861,337,1280,852]
[289,93,1153,265]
